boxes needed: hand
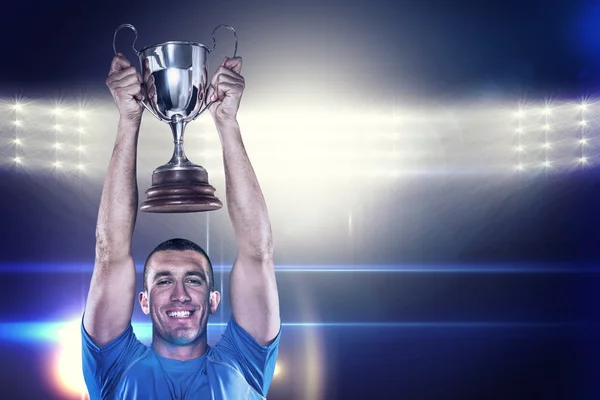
[207,57,245,125]
[106,53,144,123]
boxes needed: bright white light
[580,157,588,163]
[273,361,283,379]
[54,161,62,168]
[13,103,23,111]
[579,103,589,111]
[77,164,85,171]
[543,107,552,115]
[544,161,551,167]
[14,157,21,163]
[54,319,87,397]
[516,164,524,171]
[3,100,598,178]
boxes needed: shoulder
[82,319,150,398]
[207,317,281,397]
[223,316,281,350]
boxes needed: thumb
[207,85,219,103]
[206,86,218,114]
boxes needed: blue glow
[0,321,585,343]
[0,322,66,342]
[0,263,598,273]
[573,3,600,63]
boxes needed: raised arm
[83,54,144,347]
[208,57,280,345]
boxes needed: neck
[151,330,208,361]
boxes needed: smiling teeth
[168,311,191,318]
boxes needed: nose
[170,281,191,303]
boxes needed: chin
[169,335,197,346]
[166,327,204,345]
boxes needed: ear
[209,290,221,314]
[139,291,150,315]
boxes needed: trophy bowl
[113,24,238,213]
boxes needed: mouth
[166,310,195,319]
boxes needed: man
[81,53,281,399]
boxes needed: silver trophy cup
[112,23,237,213]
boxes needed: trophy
[112,23,238,213]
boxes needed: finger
[209,74,244,102]
[207,84,215,103]
[218,63,244,80]
[144,72,155,88]
[214,73,244,89]
[223,57,242,74]
[120,83,143,98]
[212,81,244,102]
[109,54,132,74]
[110,74,141,90]
[134,91,145,102]
[143,67,153,82]
[106,66,138,85]
[209,65,244,89]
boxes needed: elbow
[95,232,130,264]
[256,237,274,261]
[239,225,274,261]
[95,220,132,261]
[240,240,274,265]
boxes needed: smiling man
[81,54,280,399]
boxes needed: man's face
[140,250,219,346]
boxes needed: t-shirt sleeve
[81,316,147,399]
[212,317,282,397]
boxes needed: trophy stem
[140,112,222,213]
[168,115,190,166]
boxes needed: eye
[186,279,202,285]
[156,280,172,286]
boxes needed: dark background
[1,0,600,399]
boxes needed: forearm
[217,121,273,261]
[95,118,140,262]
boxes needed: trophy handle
[112,24,162,121]
[112,23,141,55]
[193,24,239,120]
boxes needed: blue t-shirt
[81,317,281,399]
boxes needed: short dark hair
[143,238,214,292]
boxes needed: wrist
[117,117,142,139]
[119,116,142,129]
[216,120,242,149]
[115,118,141,150]
[215,118,240,133]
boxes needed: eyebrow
[153,270,207,282]
[153,271,172,281]
[186,270,207,282]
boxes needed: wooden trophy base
[140,167,222,213]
